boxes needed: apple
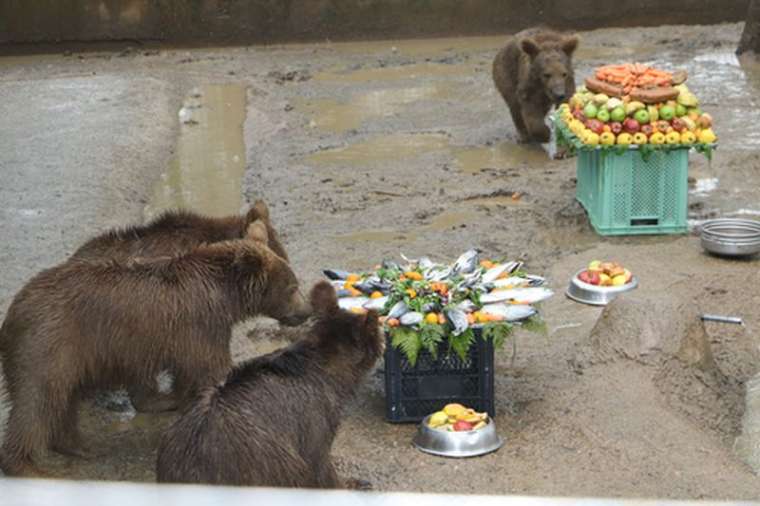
[573,109,587,122]
[583,103,599,119]
[585,119,605,135]
[612,275,627,286]
[670,118,686,132]
[659,105,675,121]
[675,104,687,117]
[587,271,601,285]
[610,107,626,122]
[578,270,591,284]
[640,124,655,137]
[599,273,612,286]
[634,109,650,124]
[623,118,641,134]
[596,108,610,123]
[697,113,713,129]
[656,120,671,133]
[610,121,623,135]
[453,420,474,432]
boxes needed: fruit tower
[556,63,717,149]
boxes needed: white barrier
[1,479,758,506]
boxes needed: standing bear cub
[493,28,579,143]
[0,221,310,477]
[157,281,383,488]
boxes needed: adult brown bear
[493,28,579,143]
[0,221,310,477]
[156,281,383,488]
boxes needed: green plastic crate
[576,148,689,236]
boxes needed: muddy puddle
[333,210,476,244]
[453,141,549,173]
[296,84,460,133]
[144,84,247,220]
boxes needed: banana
[647,105,659,122]
[625,101,646,115]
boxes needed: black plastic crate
[384,329,495,423]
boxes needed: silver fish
[323,269,351,280]
[382,260,401,271]
[387,301,410,319]
[418,257,435,270]
[400,312,424,326]
[482,263,512,284]
[353,281,375,294]
[525,275,545,286]
[480,287,554,304]
[421,302,437,313]
[338,297,369,310]
[446,308,469,336]
[363,296,389,311]
[336,289,354,298]
[456,300,478,313]
[481,304,536,322]
[491,276,532,289]
[453,249,479,274]
[426,266,451,281]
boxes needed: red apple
[641,124,655,137]
[578,270,591,284]
[656,120,671,133]
[573,110,587,122]
[610,121,623,135]
[453,420,474,432]
[588,271,601,286]
[623,118,640,134]
[585,119,605,135]
[671,118,686,132]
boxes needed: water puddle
[144,84,247,220]
[690,177,719,196]
[333,210,475,243]
[305,133,449,166]
[296,84,459,132]
[453,141,549,173]
[314,62,474,83]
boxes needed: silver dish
[413,415,503,458]
[700,218,760,257]
[565,269,639,306]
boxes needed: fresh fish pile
[323,250,552,334]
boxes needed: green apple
[596,108,610,123]
[659,105,675,121]
[610,107,626,122]
[675,104,687,117]
[583,103,598,119]
[633,109,650,124]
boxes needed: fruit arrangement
[577,260,633,287]
[427,403,490,432]
[323,250,551,365]
[556,62,717,150]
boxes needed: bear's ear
[245,200,270,224]
[561,35,579,56]
[521,38,540,58]
[245,220,269,244]
[310,281,338,315]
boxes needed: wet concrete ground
[2,23,760,499]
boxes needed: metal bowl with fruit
[413,404,503,458]
[565,261,638,306]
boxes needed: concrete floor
[1,22,760,499]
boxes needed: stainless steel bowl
[699,218,760,257]
[565,269,639,306]
[413,415,503,458]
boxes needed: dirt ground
[1,22,760,500]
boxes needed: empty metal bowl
[565,269,639,306]
[700,218,760,257]
[413,415,503,458]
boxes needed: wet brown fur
[156,281,383,488]
[0,223,310,477]
[493,28,579,143]
[71,200,290,412]
[72,200,290,263]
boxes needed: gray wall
[0,0,751,46]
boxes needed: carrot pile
[595,63,673,95]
